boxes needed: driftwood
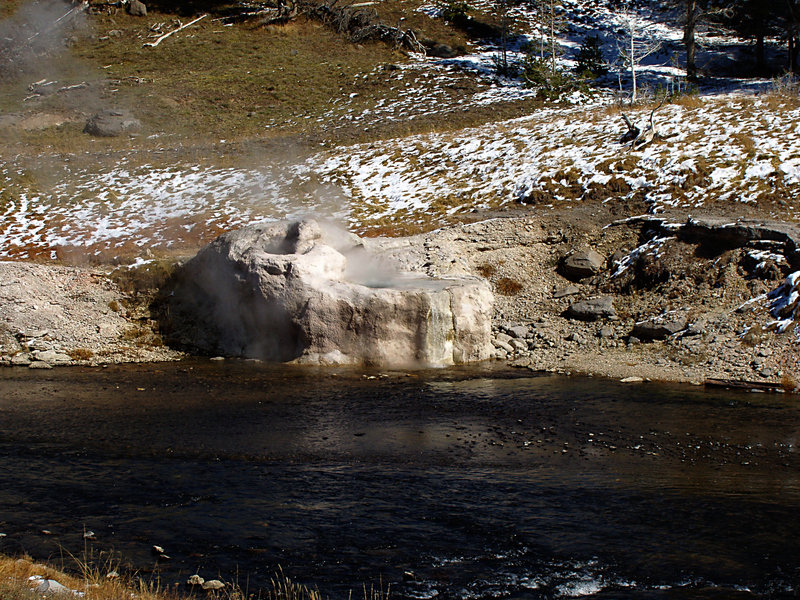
[619,98,666,150]
[143,14,207,48]
[705,378,791,393]
[304,0,424,52]
[221,0,298,25]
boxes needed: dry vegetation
[0,555,388,600]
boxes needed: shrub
[574,34,607,78]
[522,55,587,100]
[441,0,470,22]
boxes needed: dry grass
[0,554,180,600]
[0,555,390,600]
[495,276,523,296]
[67,348,95,361]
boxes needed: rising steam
[0,0,88,75]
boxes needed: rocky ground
[1,203,798,389]
[371,204,800,388]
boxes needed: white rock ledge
[167,220,494,367]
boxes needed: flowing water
[1,361,799,599]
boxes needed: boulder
[565,296,616,321]
[127,0,147,16]
[83,109,141,137]
[632,311,687,340]
[167,220,494,367]
[560,249,605,281]
[36,580,70,594]
[429,43,458,58]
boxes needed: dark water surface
[1,361,800,599]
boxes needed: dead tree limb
[619,97,667,150]
[143,14,207,48]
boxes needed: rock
[0,326,22,356]
[495,332,512,344]
[33,350,72,365]
[492,338,514,354]
[505,325,529,339]
[28,361,53,370]
[11,353,32,366]
[553,285,580,299]
[679,216,800,266]
[187,575,205,586]
[83,109,141,137]
[428,43,458,58]
[632,311,687,340]
[127,0,147,16]
[598,326,614,339]
[510,338,527,351]
[620,376,644,383]
[36,580,70,594]
[565,296,616,321]
[167,220,494,367]
[560,249,605,281]
[567,332,586,345]
[202,580,225,591]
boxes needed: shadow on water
[1,361,799,599]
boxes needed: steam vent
[168,220,494,366]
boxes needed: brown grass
[0,555,389,600]
[0,554,180,600]
[495,277,523,295]
[67,348,95,361]
[476,263,496,278]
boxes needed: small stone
[83,531,96,540]
[599,326,614,339]
[553,285,581,299]
[620,376,644,383]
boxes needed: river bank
[0,205,799,387]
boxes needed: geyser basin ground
[167,219,493,366]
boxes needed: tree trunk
[684,0,697,81]
[630,19,637,103]
[789,0,799,73]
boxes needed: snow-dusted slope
[1,94,798,260]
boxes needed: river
[1,361,799,599]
